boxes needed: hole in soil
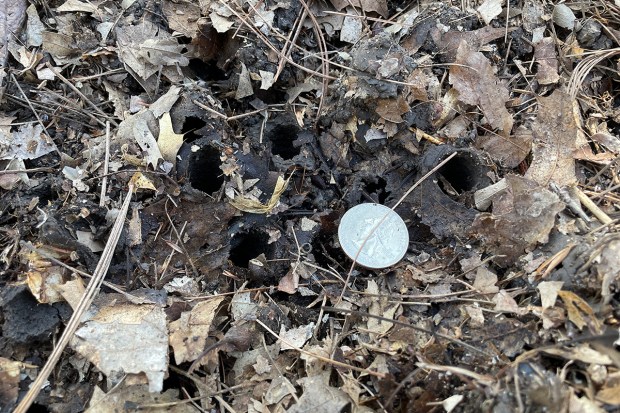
[181,116,207,144]
[254,88,287,104]
[437,153,478,193]
[229,230,270,268]
[187,145,224,194]
[269,124,300,159]
[189,58,228,81]
[363,177,390,204]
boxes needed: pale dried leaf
[279,322,314,350]
[235,62,253,100]
[157,113,184,164]
[0,124,56,160]
[169,297,225,364]
[477,0,503,24]
[526,90,578,186]
[537,281,564,309]
[72,299,168,393]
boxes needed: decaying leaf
[526,90,579,186]
[230,175,290,214]
[477,0,503,24]
[472,175,565,266]
[116,20,188,81]
[169,297,225,364]
[558,290,603,333]
[86,384,198,413]
[0,357,23,409]
[0,124,57,160]
[476,125,533,168]
[329,0,388,17]
[129,172,157,192]
[537,281,564,309]
[450,41,513,135]
[535,38,560,85]
[279,322,314,351]
[162,0,201,38]
[235,62,253,100]
[287,371,352,413]
[366,280,400,339]
[71,296,168,393]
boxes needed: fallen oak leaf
[230,174,290,214]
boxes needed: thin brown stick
[10,73,55,144]
[14,184,134,413]
[322,306,494,357]
[45,62,119,127]
[222,3,336,81]
[0,166,56,175]
[337,152,458,304]
[256,319,386,378]
[299,0,329,128]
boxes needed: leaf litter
[0,0,619,412]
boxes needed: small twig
[45,63,118,127]
[322,306,494,358]
[14,184,134,413]
[256,319,386,378]
[574,186,613,225]
[0,166,56,175]
[416,360,495,386]
[10,73,55,144]
[193,99,273,122]
[337,152,458,304]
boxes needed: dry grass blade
[14,184,134,413]
[322,306,494,357]
[568,48,620,99]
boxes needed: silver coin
[338,203,409,269]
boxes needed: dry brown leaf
[235,62,253,100]
[471,175,565,266]
[287,371,352,413]
[541,345,613,365]
[476,125,533,168]
[329,0,388,17]
[450,41,513,135]
[535,38,560,84]
[162,0,201,38]
[558,290,603,333]
[129,172,157,192]
[0,357,22,409]
[537,281,564,309]
[86,384,197,413]
[230,175,290,214]
[477,0,502,24]
[279,322,314,350]
[169,297,225,364]
[0,124,57,160]
[375,96,410,123]
[596,383,620,405]
[526,90,578,186]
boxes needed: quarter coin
[338,203,409,269]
